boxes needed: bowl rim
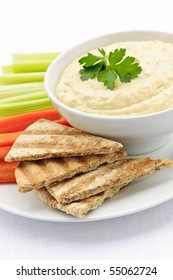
[44,30,173,121]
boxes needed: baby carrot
[0,161,18,183]
[0,172,16,183]
[0,109,61,133]
[0,161,18,171]
[0,131,22,147]
[0,145,12,160]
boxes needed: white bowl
[45,31,173,155]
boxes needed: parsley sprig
[78,48,142,90]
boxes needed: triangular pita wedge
[47,157,173,204]
[36,183,133,218]
[15,150,127,193]
[5,119,123,162]
[35,156,171,218]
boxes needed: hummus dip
[56,40,173,116]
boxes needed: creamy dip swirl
[56,40,173,116]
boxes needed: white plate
[1,137,173,223]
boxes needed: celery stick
[0,97,52,109]
[0,98,53,117]
[0,105,53,118]
[1,91,47,103]
[0,85,45,99]
[1,65,14,74]
[0,81,44,92]
[12,53,60,62]
[12,60,52,73]
[0,72,45,85]
[1,106,54,117]
[0,87,45,99]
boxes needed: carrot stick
[0,109,61,133]
[0,161,18,171]
[0,131,22,147]
[0,161,18,183]
[0,172,16,183]
[0,153,17,183]
[54,118,71,127]
[0,145,12,160]
[0,117,71,147]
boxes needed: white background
[0,0,173,260]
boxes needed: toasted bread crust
[36,186,126,218]
[16,150,127,192]
[35,157,173,218]
[47,157,173,204]
[5,119,123,162]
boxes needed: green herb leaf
[79,62,103,80]
[114,56,142,83]
[78,47,142,90]
[108,48,126,66]
[79,53,102,67]
[98,48,106,56]
[97,68,117,90]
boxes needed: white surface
[1,0,173,260]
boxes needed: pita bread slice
[35,186,111,218]
[15,150,127,193]
[36,181,134,218]
[47,157,173,204]
[35,156,171,218]
[5,119,123,162]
